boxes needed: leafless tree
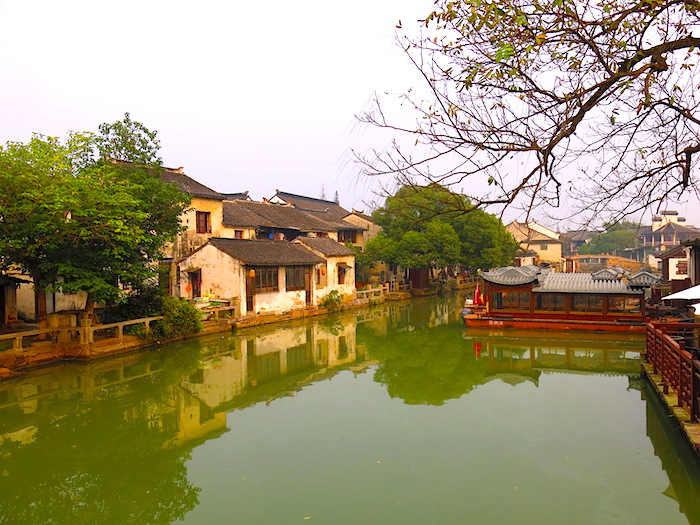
[356,0,700,225]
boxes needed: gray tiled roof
[482,265,648,293]
[273,191,352,222]
[627,271,661,287]
[221,191,250,201]
[223,200,361,232]
[533,273,638,294]
[480,265,542,285]
[295,236,355,257]
[208,238,324,266]
[160,168,225,200]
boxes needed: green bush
[149,297,203,342]
[319,290,343,310]
[105,284,165,323]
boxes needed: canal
[1,295,700,524]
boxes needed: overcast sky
[0,0,437,213]
[2,0,698,230]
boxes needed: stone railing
[355,285,388,302]
[0,305,239,352]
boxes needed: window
[196,211,211,233]
[234,230,244,239]
[254,267,278,292]
[535,294,566,311]
[571,294,603,312]
[608,296,642,314]
[285,267,305,291]
[338,265,347,285]
[338,230,357,243]
[492,291,530,311]
[540,244,548,251]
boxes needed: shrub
[319,290,343,310]
[149,297,203,342]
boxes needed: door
[305,268,312,306]
[188,270,201,298]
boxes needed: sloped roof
[160,167,226,200]
[349,209,373,222]
[223,200,360,232]
[295,236,355,257]
[560,230,595,243]
[533,273,639,294]
[207,238,324,266]
[655,245,687,259]
[480,265,542,286]
[648,222,700,235]
[591,267,627,280]
[221,191,250,201]
[482,265,646,293]
[627,271,661,288]
[507,221,562,244]
[272,191,352,222]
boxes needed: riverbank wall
[0,295,396,380]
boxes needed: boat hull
[463,315,645,333]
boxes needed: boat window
[571,294,604,312]
[492,291,530,310]
[534,293,566,311]
[608,296,642,314]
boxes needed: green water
[1,295,700,524]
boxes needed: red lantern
[249,269,256,279]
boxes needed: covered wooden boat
[463,266,659,333]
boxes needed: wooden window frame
[254,267,278,293]
[285,267,305,291]
[196,211,211,234]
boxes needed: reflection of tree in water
[0,343,204,524]
[361,322,489,406]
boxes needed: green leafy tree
[578,228,639,256]
[0,115,190,323]
[368,184,517,270]
[358,1,700,224]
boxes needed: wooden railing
[645,322,700,422]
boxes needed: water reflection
[0,296,699,524]
[644,381,700,525]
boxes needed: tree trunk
[84,292,94,314]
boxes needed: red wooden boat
[462,266,660,333]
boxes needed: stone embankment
[0,287,395,378]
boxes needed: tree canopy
[358,0,700,224]
[366,184,518,269]
[0,114,190,321]
[577,228,639,255]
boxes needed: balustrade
[645,322,700,422]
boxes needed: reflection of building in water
[0,316,366,451]
[644,381,700,525]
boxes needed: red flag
[474,284,484,306]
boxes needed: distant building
[634,211,700,266]
[506,221,563,265]
[559,230,595,256]
[564,254,645,273]
[655,244,690,286]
